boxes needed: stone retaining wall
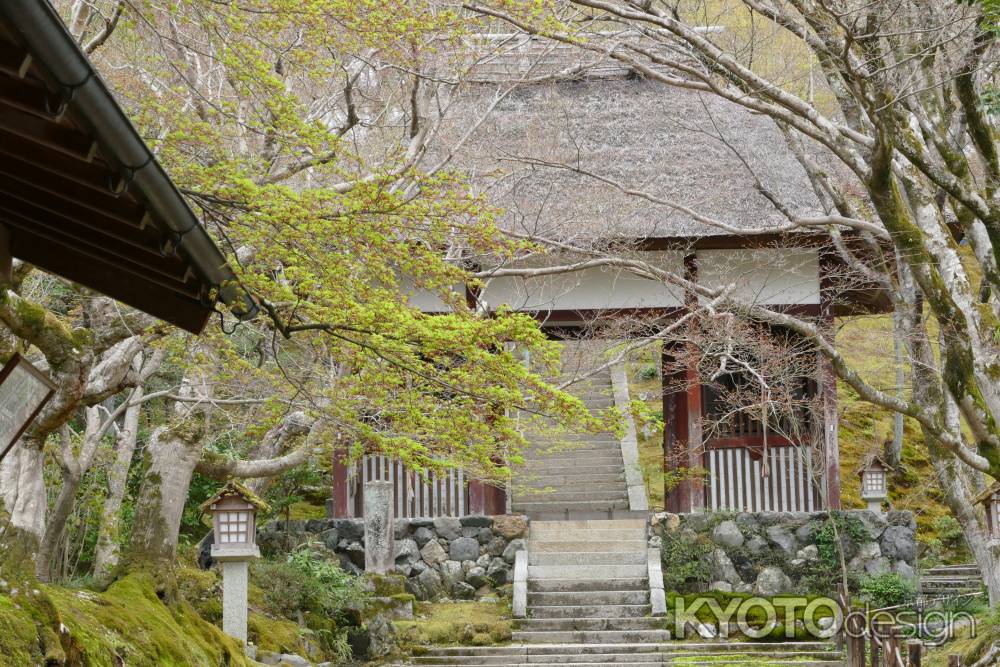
[258,515,529,601]
[650,510,918,595]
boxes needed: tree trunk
[889,309,906,467]
[35,471,82,581]
[926,445,1000,606]
[126,423,204,567]
[0,441,47,548]
[93,387,143,582]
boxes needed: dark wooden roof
[0,2,254,333]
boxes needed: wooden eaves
[0,1,256,334]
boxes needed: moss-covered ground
[0,555,339,667]
[924,611,998,666]
[396,599,512,651]
[0,573,255,667]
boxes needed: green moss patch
[0,573,253,667]
[396,600,512,648]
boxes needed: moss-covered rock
[395,600,512,650]
[0,573,254,667]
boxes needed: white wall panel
[697,248,820,305]
[479,251,685,311]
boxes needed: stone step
[520,464,626,476]
[529,578,649,593]
[524,452,623,463]
[663,650,845,660]
[411,657,663,666]
[520,481,626,493]
[529,564,648,579]
[531,519,645,528]
[513,499,631,514]
[418,643,840,656]
[525,508,648,521]
[525,433,618,442]
[517,490,629,503]
[512,629,672,644]
[531,540,649,553]
[522,472,626,485]
[662,661,843,666]
[524,444,622,455]
[529,528,647,541]
[517,617,663,631]
[529,603,652,618]
[925,564,979,575]
[528,589,650,606]
[411,660,841,667]
[529,551,646,566]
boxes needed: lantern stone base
[864,499,884,513]
[211,544,261,561]
[221,560,250,644]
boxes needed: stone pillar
[221,560,249,644]
[364,481,394,574]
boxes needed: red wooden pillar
[684,355,705,513]
[468,479,486,515]
[662,346,682,513]
[663,254,705,513]
[332,444,351,518]
[819,251,842,509]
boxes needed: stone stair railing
[611,361,649,512]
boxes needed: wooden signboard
[0,353,56,462]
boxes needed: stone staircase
[511,369,640,520]
[921,563,983,597]
[401,345,846,666]
[516,518,668,645]
[409,642,846,665]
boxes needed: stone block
[754,566,792,596]
[420,539,447,565]
[712,520,744,549]
[394,538,420,566]
[413,527,435,548]
[449,536,481,562]
[502,538,526,564]
[492,514,528,539]
[765,525,797,556]
[460,515,492,527]
[433,517,462,540]
[880,525,916,562]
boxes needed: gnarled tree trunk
[126,422,205,567]
[93,386,144,583]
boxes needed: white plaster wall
[400,248,819,315]
[696,248,819,305]
[399,275,463,313]
[479,251,685,311]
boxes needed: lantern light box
[859,457,889,513]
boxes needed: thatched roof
[199,480,270,514]
[446,69,825,241]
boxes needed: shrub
[814,514,868,569]
[639,365,658,380]
[251,545,367,661]
[860,573,916,609]
[253,546,366,620]
[660,532,714,592]
[933,516,964,545]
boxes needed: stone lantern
[974,482,1000,544]
[201,481,269,645]
[859,457,889,513]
